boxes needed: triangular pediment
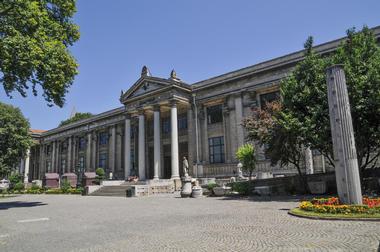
[120,77,171,102]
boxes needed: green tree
[280,26,380,178]
[236,144,256,180]
[0,0,80,107]
[59,112,93,127]
[242,101,310,192]
[0,102,33,177]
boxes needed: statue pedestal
[180,177,192,198]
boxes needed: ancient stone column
[153,106,161,180]
[51,141,56,173]
[326,65,362,205]
[305,147,314,175]
[67,137,72,173]
[109,125,116,174]
[170,101,180,179]
[124,115,131,179]
[234,93,244,148]
[138,112,146,180]
[86,132,92,172]
[24,149,30,183]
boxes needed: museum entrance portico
[120,67,192,181]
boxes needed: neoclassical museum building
[20,26,380,182]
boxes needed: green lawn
[289,207,380,220]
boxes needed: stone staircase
[89,181,147,197]
[89,180,176,197]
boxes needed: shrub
[95,168,105,179]
[31,184,41,190]
[207,183,218,191]
[236,144,256,179]
[13,182,24,192]
[231,181,250,195]
[45,188,63,194]
[9,173,23,185]
[61,180,71,193]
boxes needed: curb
[288,209,380,222]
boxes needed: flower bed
[299,197,380,215]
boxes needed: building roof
[192,25,380,90]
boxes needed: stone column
[39,144,45,179]
[72,137,77,172]
[170,101,180,179]
[124,115,131,179]
[223,104,231,163]
[109,125,116,174]
[23,149,30,183]
[138,112,146,180]
[202,106,209,163]
[86,132,92,172]
[187,108,195,176]
[234,93,244,148]
[305,147,314,175]
[67,137,72,173]
[153,106,161,180]
[326,65,362,205]
[51,141,56,173]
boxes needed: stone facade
[22,26,380,181]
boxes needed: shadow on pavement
[0,201,47,210]
[215,195,315,203]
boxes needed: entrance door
[163,144,171,179]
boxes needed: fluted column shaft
[138,113,146,180]
[86,132,92,172]
[327,65,362,204]
[124,116,131,179]
[153,108,161,180]
[171,102,180,179]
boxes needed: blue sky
[1,0,380,130]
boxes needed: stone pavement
[0,194,379,252]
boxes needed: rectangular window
[79,137,86,150]
[208,136,225,164]
[260,91,280,110]
[207,104,223,124]
[99,153,107,169]
[178,116,188,130]
[99,132,108,146]
[46,145,51,156]
[162,118,171,134]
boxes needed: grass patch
[290,207,380,220]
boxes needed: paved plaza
[0,194,379,252]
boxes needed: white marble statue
[183,156,189,178]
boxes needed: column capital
[124,113,131,120]
[137,108,145,115]
[153,104,161,112]
[169,99,178,107]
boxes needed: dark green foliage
[0,0,80,107]
[0,103,33,177]
[8,173,23,185]
[13,181,24,192]
[95,167,105,184]
[95,168,105,179]
[207,183,218,191]
[244,26,380,185]
[231,181,251,195]
[61,179,71,193]
[236,144,256,179]
[280,26,380,174]
[59,112,93,127]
